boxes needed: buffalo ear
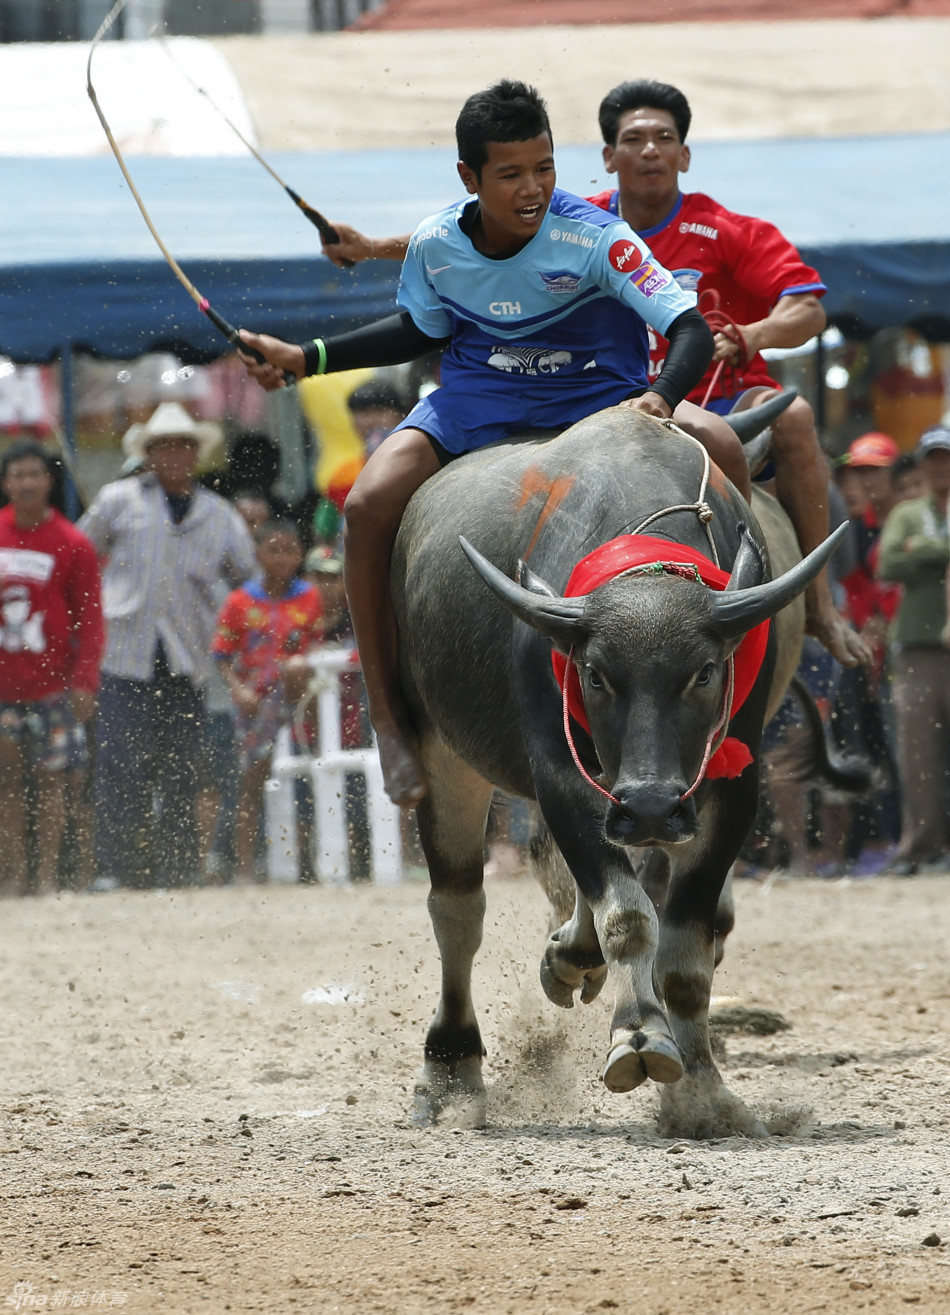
[459,537,589,651]
[518,560,559,598]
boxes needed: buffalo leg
[591,875,685,1093]
[530,822,609,1006]
[653,789,766,1139]
[411,745,494,1128]
[539,886,608,1008]
[536,778,683,1093]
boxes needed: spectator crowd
[3,381,950,893]
[6,76,948,894]
[746,421,950,880]
[0,375,407,895]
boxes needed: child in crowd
[302,544,351,644]
[213,520,323,884]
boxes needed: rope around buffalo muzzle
[560,618,735,807]
[561,422,737,804]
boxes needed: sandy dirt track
[1,872,949,1314]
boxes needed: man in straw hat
[80,402,256,890]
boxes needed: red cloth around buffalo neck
[549,534,770,779]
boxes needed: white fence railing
[264,646,402,885]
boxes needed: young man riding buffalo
[318,78,869,679]
[238,79,749,809]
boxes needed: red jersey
[213,577,324,694]
[0,505,104,701]
[586,189,826,406]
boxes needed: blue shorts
[703,394,746,417]
[0,692,88,772]
[393,378,639,460]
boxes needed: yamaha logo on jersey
[629,261,668,298]
[673,268,703,293]
[679,221,718,239]
[549,229,595,250]
[538,271,582,296]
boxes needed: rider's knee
[701,412,745,469]
[343,481,371,533]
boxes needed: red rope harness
[561,648,617,804]
[698,289,749,410]
[552,541,767,804]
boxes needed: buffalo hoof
[539,938,608,1010]
[603,1033,684,1093]
[410,1057,487,1130]
[657,1074,768,1140]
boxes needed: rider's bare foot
[375,725,427,808]
[806,605,871,668]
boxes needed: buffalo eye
[695,661,717,687]
[585,665,604,690]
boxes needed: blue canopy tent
[1,132,948,498]
[3,132,949,366]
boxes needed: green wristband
[313,337,327,375]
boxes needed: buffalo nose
[605,782,696,846]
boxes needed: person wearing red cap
[839,432,902,647]
[834,432,903,869]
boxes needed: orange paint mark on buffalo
[518,468,576,560]
[706,461,730,497]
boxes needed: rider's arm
[715,292,826,364]
[644,308,714,414]
[321,223,411,268]
[301,311,449,375]
[237,311,448,390]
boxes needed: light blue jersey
[394,187,695,454]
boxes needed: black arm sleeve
[301,312,450,376]
[646,307,714,412]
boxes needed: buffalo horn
[724,523,768,593]
[459,536,588,650]
[723,389,798,444]
[710,521,849,638]
[742,430,773,477]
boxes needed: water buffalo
[390,404,843,1138]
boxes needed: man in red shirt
[318,79,868,672]
[584,79,866,668]
[0,441,104,895]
